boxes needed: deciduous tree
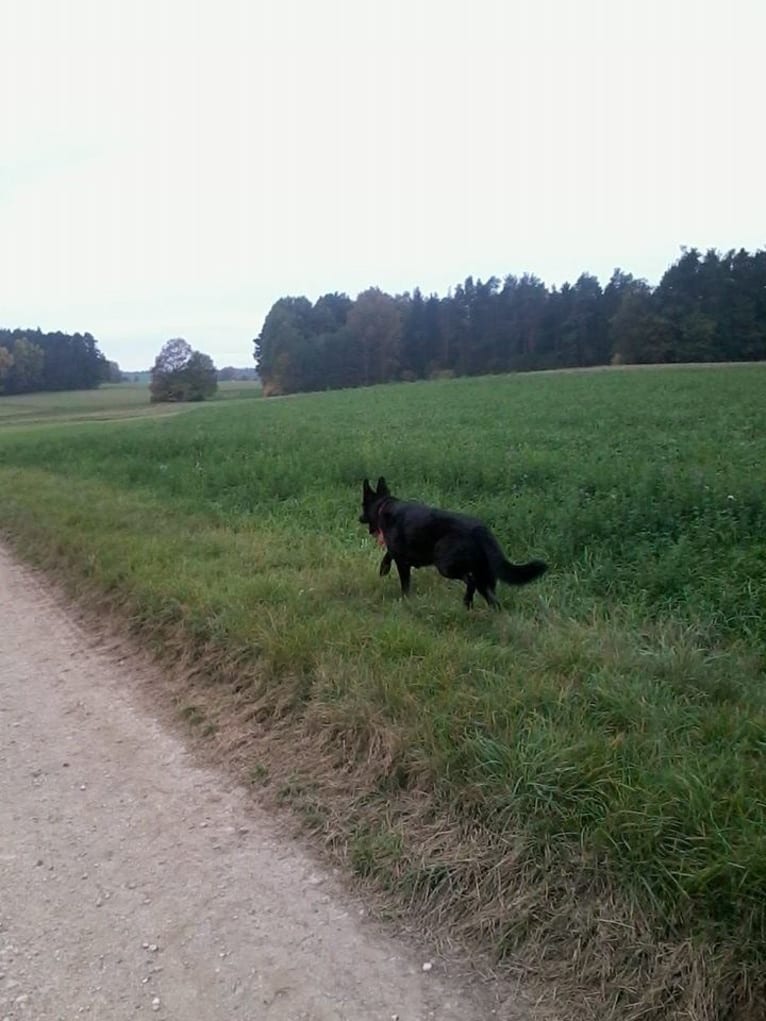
[150,339,218,402]
[0,345,13,392]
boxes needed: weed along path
[0,544,533,1021]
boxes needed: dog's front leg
[379,551,392,576]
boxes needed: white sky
[1,0,763,371]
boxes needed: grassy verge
[1,367,764,1019]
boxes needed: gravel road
[0,543,533,1021]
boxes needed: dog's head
[359,476,390,534]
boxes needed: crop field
[0,366,764,1019]
[0,379,261,427]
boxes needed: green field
[0,379,261,427]
[1,367,764,1020]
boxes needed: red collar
[375,496,390,547]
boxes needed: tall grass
[1,366,764,1019]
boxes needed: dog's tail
[476,526,548,587]
[496,558,548,586]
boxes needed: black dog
[359,477,547,609]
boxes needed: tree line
[254,247,766,395]
[0,329,111,395]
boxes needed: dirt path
[0,545,533,1021]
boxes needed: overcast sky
[1,0,763,370]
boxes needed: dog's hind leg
[474,565,501,610]
[477,582,501,610]
[394,559,412,597]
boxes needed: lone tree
[150,338,218,402]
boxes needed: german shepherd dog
[359,477,547,609]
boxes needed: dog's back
[381,500,481,563]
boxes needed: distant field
[0,380,261,427]
[0,366,764,1020]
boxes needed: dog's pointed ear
[363,478,373,496]
[376,476,389,496]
